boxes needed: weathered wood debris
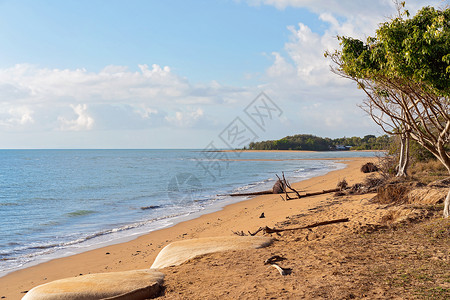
[233,218,350,236]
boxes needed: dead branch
[297,188,341,198]
[277,174,292,200]
[248,227,264,236]
[283,172,302,199]
[263,218,349,234]
[227,173,305,198]
[337,178,349,189]
[231,230,247,236]
[241,218,350,237]
[264,255,286,265]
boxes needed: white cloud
[0,63,238,106]
[0,105,34,128]
[266,52,295,78]
[135,105,159,119]
[58,104,94,131]
[0,63,249,132]
[165,108,205,128]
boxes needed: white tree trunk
[444,189,450,218]
[396,134,409,177]
[403,135,409,174]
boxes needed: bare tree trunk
[403,135,409,174]
[444,189,450,218]
[396,134,409,177]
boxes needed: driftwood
[277,174,292,200]
[275,172,303,200]
[248,227,263,236]
[296,188,342,199]
[282,172,301,199]
[263,218,349,234]
[277,172,343,200]
[226,173,303,197]
[270,264,291,276]
[226,173,346,200]
[337,178,348,190]
[231,230,246,236]
[236,218,350,236]
[227,190,303,197]
[227,190,274,197]
[227,178,287,196]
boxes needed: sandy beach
[3,155,448,299]
[0,156,374,298]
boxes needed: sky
[0,0,446,149]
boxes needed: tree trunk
[403,135,409,174]
[396,134,409,177]
[444,189,450,218]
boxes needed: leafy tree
[326,4,450,216]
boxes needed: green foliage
[335,6,450,96]
[247,134,391,151]
[327,3,450,185]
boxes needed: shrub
[361,162,379,173]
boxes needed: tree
[326,4,450,217]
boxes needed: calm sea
[0,149,378,276]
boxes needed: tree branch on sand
[233,218,350,236]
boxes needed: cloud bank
[0,64,248,133]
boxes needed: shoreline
[0,157,346,279]
[0,156,374,299]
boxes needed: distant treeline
[246,134,390,151]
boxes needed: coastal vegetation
[327,2,450,217]
[247,134,390,151]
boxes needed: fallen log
[226,190,274,197]
[226,190,300,197]
[297,188,341,199]
[224,175,303,197]
[225,179,285,196]
[263,218,349,234]
[240,218,350,237]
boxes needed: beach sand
[1,157,379,299]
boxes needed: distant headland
[245,134,389,151]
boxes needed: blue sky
[0,0,325,84]
[0,0,445,148]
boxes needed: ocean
[0,149,378,276]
